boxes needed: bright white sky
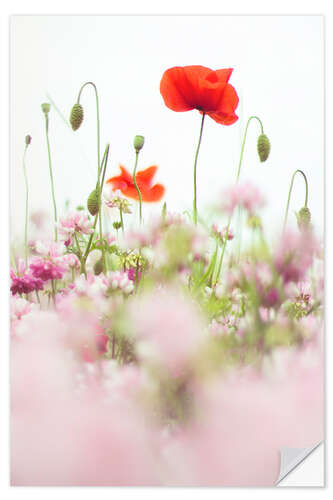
[10,15,323,241]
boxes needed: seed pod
[134,135,145,152]
[87,188,100,216]
[70,103,84,131]
[296,206,311,231]
[93,259,104,275]
[257,133,270,162]
[41,103,51,115]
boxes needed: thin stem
[77,82,101,178]
[44,114,58,241]
[193,112,206,225]
[22,145,29,266]
[283,169,309,230]
[51,279,56,307]
[81,144,110,271]
[74,231,83,260]
[119,207,124,233]
[214,115,264,283]
[98,144,110,272]
[133,151,142,224]
[235,115,263,181]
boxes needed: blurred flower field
[10,66,323,486]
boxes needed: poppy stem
[283,169,309,230]
[97,144,110,273]
[77,82,101,179]
[22,142,30,267]
[133,151,143,224]
[193,112,206,225]
[235,116,263,181]
[42,109,58,242]
[214,115,264,283]
[81,144,110,274]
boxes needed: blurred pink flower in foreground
[129,288,206,376]
[11,331,158,486]
[220,182,265,216]
[162,346,323,486]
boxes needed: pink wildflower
[274,230,319,284]
[58,211,93,245]
[10,259,44,295]
[221,182,265,216]
[211,224,234,243]
[105,271,134,295]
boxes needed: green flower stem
[214,115,264,283]
[77,82,101,178]
[81,144,110,275]
[133,151,143,224]
[193,112,206,225]
[97,144,110,272]
[22,144,29,266]
[51,279,56,306]
[119,207,124,233]
[283,169,309,230]
[43,113,58,241]
[235,116,263,182]
[74,231,83,260]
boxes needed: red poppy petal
[118,166,133,183]
[208,111,239,125]
[136,166,158,187]
[160,67,195,112]
[214,68,233,84]
[216,83,239,115]
[141,184,165,202]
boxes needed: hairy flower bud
[70,103,84,131]
[41,103,51,115]
[257,133,270,162]
[93,259,104,275]
[296,206,311,231]
[87,188,100,216]
[25,135,32,146]
[134,135,145,152]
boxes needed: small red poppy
[106,166,165,202]
[160,65,239,125]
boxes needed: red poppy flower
[160,65,239,125]
[106,166,165,202]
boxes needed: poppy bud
[296,206,311,230]
[25,135,32,146]
[70,103,84,131]
[257,134,270,162]
[247,215,262,229]
[41,103,51,115]
[87,188,100,216]
[134,135,145,152]
[93,259,104,275]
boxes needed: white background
[10,15,323,241]
[1,1,331,498]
